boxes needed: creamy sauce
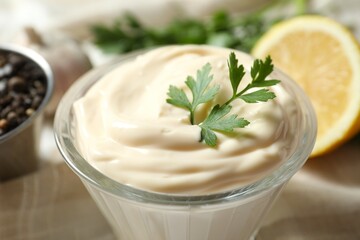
[73,45,300,195]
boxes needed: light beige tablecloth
[259,136,360,240]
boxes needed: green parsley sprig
[166,53,280,147]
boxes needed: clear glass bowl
[54,49,317,240]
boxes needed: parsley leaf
[228,52,245,96]
[167,63,220,124]
[166,85,191,110]
[233,56,281,104]
[250,56,280,87]
[186,63,219,111]
[239,89,277,103]
[199,127,217,147]
[200,105,250,146]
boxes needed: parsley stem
[223,96,236,106]
[223,84,251,106]
[190,111,195,125]
[235,85,251,97]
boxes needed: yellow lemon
[252,15,360,157]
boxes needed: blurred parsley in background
[91,0,309,54]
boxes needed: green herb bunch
[92,11,273,54]
[166,53,280,147]
[91,1,309,54]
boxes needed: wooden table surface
[1,136,359,240]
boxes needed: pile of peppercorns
[0,50,47,136]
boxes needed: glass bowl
[54,48,316,240]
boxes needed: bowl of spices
[0,44,53,181]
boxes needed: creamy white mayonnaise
[73,45,300,195]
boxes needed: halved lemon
[252,15,360,157]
